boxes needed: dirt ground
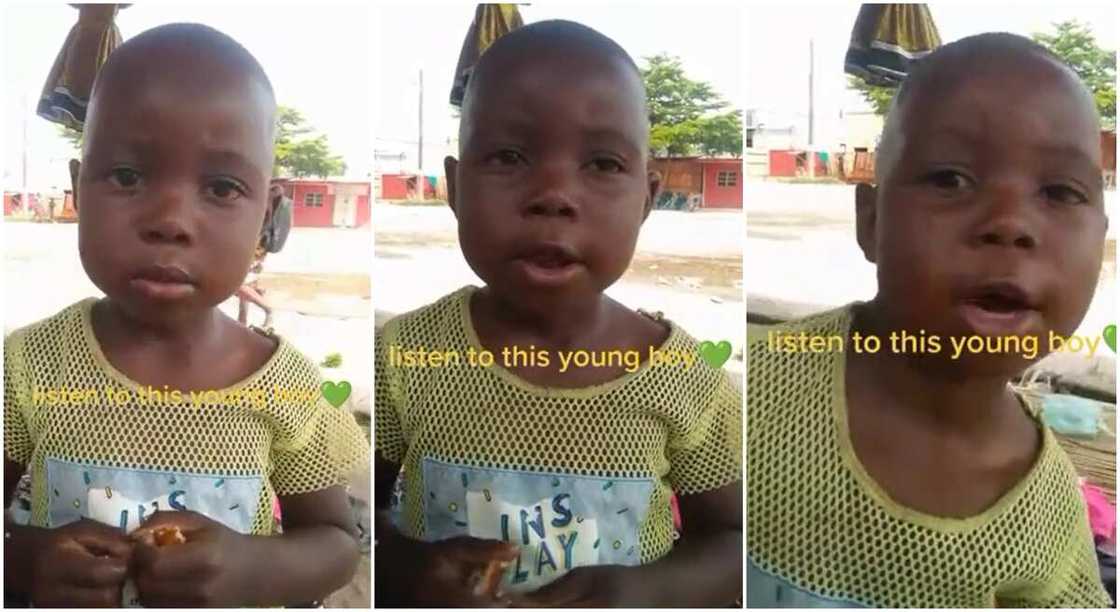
[325,556,371,608]
[257,271,371,301]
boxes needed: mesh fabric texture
[4,298,370,535]
[746,305,1110,607]
[375,286,742,563]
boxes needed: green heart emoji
[320,381,352,408]
[698,340,732,369]
[1104,324,1117,354]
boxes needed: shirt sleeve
[1000,494,1112,608]
[666,368,743,495]
[3,333,33,466]
[271,395,370,496]
[374,325,406,464]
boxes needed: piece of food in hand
[472,558,510,598]
[152,525,186,546]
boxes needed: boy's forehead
[85,39,275,160]
[878,48,1099,180]
[462,42,648,145]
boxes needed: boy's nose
[521,164,578,219]
[973,186,1039,250]
[138,191,194,245]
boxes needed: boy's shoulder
[747,304,854,348]
[5,298,97,357]
[377,286,473,344]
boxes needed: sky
[747,2,1119,149]
[376,2,744,174]
[2,2,372,192]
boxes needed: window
[304,192,324,207]
[716,170,738,187]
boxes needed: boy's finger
[130,539,162,572]
[45,585,121,608]
[140,510,202,533]
[448,538,519,563]
[515,574,583,607]
[134,541,215,580]
[70,521,133,558]
[62,554,129,588]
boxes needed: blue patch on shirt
[45,457,262,533]
[421,457,654,592]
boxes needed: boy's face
[858,53,1106,375]
[446,48,659,309]
[73,55,275,324]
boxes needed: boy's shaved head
[86,22,277,154]
[875,32,1098,184]
[459,19,649,154]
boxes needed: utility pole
[808,39,816,178]
[22,92,29,207]
[417,68,424,175]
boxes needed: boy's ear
[444,156,459,218]
[643,169,662,221]
[69,159,81,211]
[854,182,878,264]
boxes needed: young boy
[3,24,368,607]
[374,20,742,607]
[746,33,1111,608]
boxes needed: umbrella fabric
[844,4,941,86]
[449,3,524,107]
[37,4,124,131]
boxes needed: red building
[378,173,443,200]
[648,157,742,209]
[699,159,742,209]
[276,179,370,228]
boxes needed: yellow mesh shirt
[4,299,369,536]
[746,305,1110,608]
[375,286,741,592]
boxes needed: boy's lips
[130,264,197,300]
[955,281,1040,337]
[513,243,582,286]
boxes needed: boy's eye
[588,156,625,173]
[205,178,247,202]
[483,150,526,166]
[1041,184,1088,206]
[924,169,973,192]
[108,167,142,189]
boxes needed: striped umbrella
[36,4,127,131]
[844,4,941,86]
[449,3,525,107]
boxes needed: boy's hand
[31,518,132,607]
[513,565,645,608]
[411,536,519,606]
[130,510,250,607]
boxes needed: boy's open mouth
[130,264,197,300]
[957,281,1039,336]
[514,244,582,285]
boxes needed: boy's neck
[849,301,1019,433]
[93,298,226,351]
[472,287,612,350]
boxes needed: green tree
[641,54,742,156]
[1033,20,1116,127]
[846,76,895,116]
[57,125,82,153]
[273,105,347,178]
